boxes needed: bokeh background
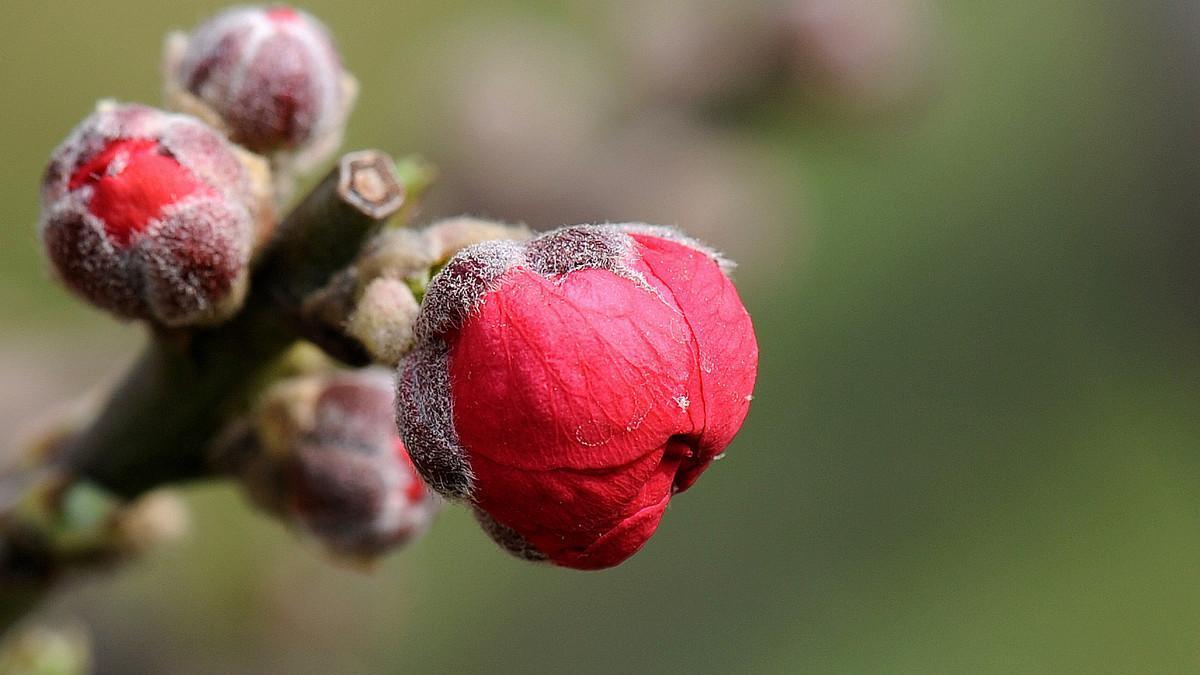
[4,1,1200,673]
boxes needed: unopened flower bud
[353,218,532,284]
[351,228,435,287]
[164,4,356,166]
[302,218,530,366]
[234,369,439,558]
[39,102,269,326]
[421,216,532,264]
[345,278,421,366]
[397,224,758,570]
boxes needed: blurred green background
[4,1,1200,673]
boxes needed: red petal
[629,233,758,491]
[68,139,209,247]
[437,227,758,569]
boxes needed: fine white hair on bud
[300,216,532,368]
[229,368,441,559]
[396,223,757,570]
[346,278,422,366]
[39,101,268,326]
[163,4,357,171]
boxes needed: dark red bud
[168,4,353,156]
[39,102,262,325]
[249,369,441,558]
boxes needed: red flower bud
[245,369,440,558]
[39,102,264,325]
[396,224,758,570]
[166,4,354,158]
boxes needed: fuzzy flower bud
[397,224,758,570]
[164,4,356,165]
[345,277,422,365]
[39,102,269,326]
[301,217,531,366]
[345,218,533,364]
[229,369,439,559]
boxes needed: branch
[66,150,410,498]
[0,151,431,638]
